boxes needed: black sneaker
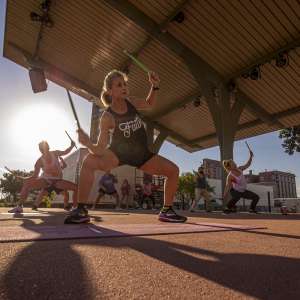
[223,208,232,214]
[158,207,187,223]
[64,207,90,224]
[63,204,71,211]
[32,205,38,211]
[231,206,237,213]
[249,209,259,214]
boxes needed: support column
[183,54,245,202]
[152,131,168,154]
[146,123,168,154]
[90,103,102,143]
[211,86,245,201]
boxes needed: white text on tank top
[118,114,143,138]
[41,152,62,179]
[230,170,247,192]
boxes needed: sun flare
[11,103,75,152]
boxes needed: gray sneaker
[8,206,23,213]
[64,207,90,224]
[159,207,187,223]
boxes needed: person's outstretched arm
[129,71,160,110]
[23,159,42,180]
[77,111,113,156]
[56,141,75,157]
[223,175,233,199]
[239,150,254,171]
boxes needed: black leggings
[227,189,259,210]
[140,194,155,208]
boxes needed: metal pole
[267,192,271,213]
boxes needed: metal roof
[3,0,300,152]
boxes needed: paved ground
[0,208,299,300]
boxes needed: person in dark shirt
[92,171,120,209]
[190,166,212,212]
[120,179,130,209]
[66,69,187,223]
[142,180,155,210]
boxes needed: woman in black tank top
[107,99,154,167]
[68,70,187,224]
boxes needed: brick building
[202,159,222,179]
[255,170,297,198]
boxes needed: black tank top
[107,99,152,166]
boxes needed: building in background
[202,158,222,179]
[245,170,297,198]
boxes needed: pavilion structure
[3,0,300,190]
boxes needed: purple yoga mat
[0,222,266,243]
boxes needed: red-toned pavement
[0,208,299,300]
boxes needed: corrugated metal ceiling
[3,0,300,152]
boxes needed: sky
[0,1,299,195]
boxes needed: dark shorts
[110,146,155,168]
[98,188,117,195]
[230,188,259,201]
[43,179,64,195]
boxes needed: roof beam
[104,0,223,87]
[190,105,300,144]
[120,0,191,72]
[142,117,200,149]
[237,90,284,128]
[104,0,283,129]
[7,42,100,102]
[275,105,300,119]
[228,38,300,81]
[150,91,201,120]
[7,43,198,149]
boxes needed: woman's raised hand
[148,71,160,88]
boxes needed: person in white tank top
[8,140,76,214]
[222,146,259,214]
[33,156,72,211]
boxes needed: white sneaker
[8,206,23,213]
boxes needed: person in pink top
[32,156,75,211]
[222,147,259,214]
[8,140,77,213]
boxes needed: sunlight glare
[11,103,76,153]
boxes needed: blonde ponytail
[100,91,112,107]
[222,159,233,172]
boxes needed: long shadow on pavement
[1,212,300,300]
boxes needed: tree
[279,126,300,155]
[42,191,56,208]
[178,172,195,201]
[0,170,33,203]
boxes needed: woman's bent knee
[170,164,179,177]
[82,154,100,170]
[163,163,179,179]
